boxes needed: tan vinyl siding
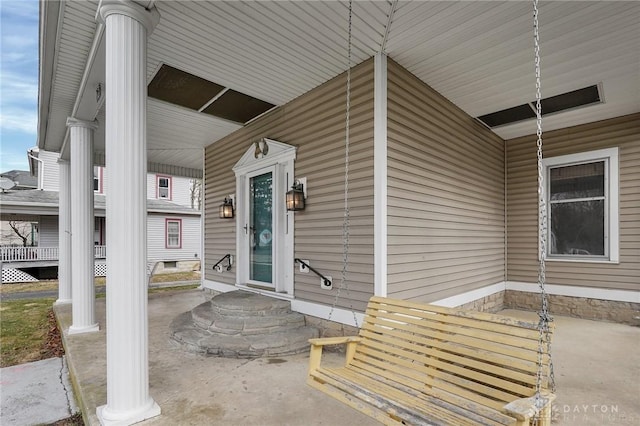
[386,59,506,302]
[506,113,640,291]
[204,59,375,311]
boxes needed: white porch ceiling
[40,1,640,173]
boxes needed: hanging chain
[327,0,359,330]
[533,0,556,419]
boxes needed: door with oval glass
[246,168,274,287]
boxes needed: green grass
[0,297,55,367]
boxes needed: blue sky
[1,0,39,172]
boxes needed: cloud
[0,108,37,134]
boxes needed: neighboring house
[34,2,639,422]
[0,150,201,283]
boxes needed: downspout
[27,150,45,190]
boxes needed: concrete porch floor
[55,289,640,426]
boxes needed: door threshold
[237,284,293,300]
[245,283,274,291]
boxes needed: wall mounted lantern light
[286,180,306,211]
[219,196,234,218]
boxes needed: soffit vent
[477,84,602,128]
[148,64,276,124]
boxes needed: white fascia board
[147,209,201,216]
[290,299,365,328]
[506,281,639,303]
[37,0,64,151]
[431,282,506,308]
[202,279,237,293]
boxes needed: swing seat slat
[307,296,555,426]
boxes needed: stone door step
[170,291,319,358]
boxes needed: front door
[247,169,274,286]
[233,138,296,295]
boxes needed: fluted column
[67,118,99,334]
[55,159,72,305]
[96,1,160,424]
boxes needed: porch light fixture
[219,197,234,218]
[286,181,305,211]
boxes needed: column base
[97,399,161,426]
[68,323,99,335]
[55,298,72,305]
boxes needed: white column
[67,117,99,334]
[55,159,72,305]
[97,2,160,424]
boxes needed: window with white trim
[166,219,181,249]
[544,147,619,262]
[93,167,102,193]
[157,176,171,199]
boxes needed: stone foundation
[504,290,640,326]
[455,291,505,313]
[154,260,201,274]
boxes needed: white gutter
[27,151,45,190]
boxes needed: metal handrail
[294,258,332,287]
[212,254,232,271]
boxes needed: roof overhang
[38,1,640,172]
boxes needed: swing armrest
[503,391,556,423]
[309,336,361,346]
[308,336,362,374]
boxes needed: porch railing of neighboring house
[0,245,107,262]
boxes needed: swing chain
[327,0,359,330]
[533,0,556,416]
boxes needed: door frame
[233,139,296,296]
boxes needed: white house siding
[40,150,60,191]
[204,59,375,312]
[38,215,59,247]
[146,174,194,208]
[146,214,201,262]
[507,113,640,291]
[386,59,506,302]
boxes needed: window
[93,167,102,193]
[166,219,182,249]
[157,175,171,199]
[544,147,619,262]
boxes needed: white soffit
[41,1,639,168]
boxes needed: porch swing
[306,1,556,425]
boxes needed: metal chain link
[533,0,556,420]
[327,0,359,330]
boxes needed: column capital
[97,0,160,34]
[66,117,99,131]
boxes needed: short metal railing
[294,258,332,287]
[212,254,233,272]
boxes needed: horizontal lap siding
[147,214,201,261]
[506,113,640,290]
[386,60,505,302]
[204,60,375,311]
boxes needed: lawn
[0,284,200,367]
[0,297,56,367]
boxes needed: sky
[0,0,39,173]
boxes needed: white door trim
[233,139,296,295]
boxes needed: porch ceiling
[40,1,640,172]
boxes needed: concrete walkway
[0,357,78,426]
[55,289,640,426]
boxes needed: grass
[0,271,201,294]
[0,297,56,367]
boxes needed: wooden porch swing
[306,1,556,425]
